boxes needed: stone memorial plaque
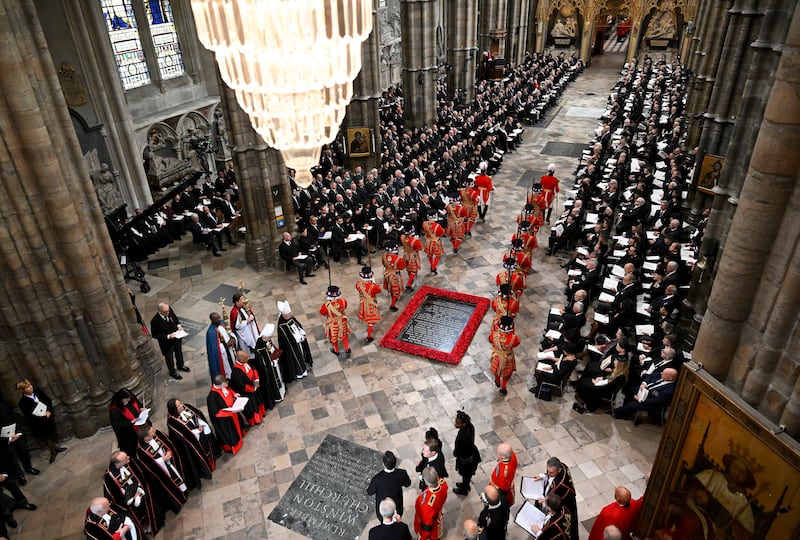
[380,286,490,364]
[268,434,382,539]
[398,296,476,352]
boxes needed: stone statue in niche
[551,16,577,37]
[144,127,190,189]
[92,163,125,213]
[646,8,677,39]
[183,128,213,174]
[58,63,87,107]
[211,108,230,162]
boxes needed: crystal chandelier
[190,0,373,187]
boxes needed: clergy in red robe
[588,486,642,540]
[206,375,245,454]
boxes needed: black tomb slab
[540,141,587,158]
[397,295,476,353]
[268,434,382,539]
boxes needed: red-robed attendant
[400,224,424,289]
[539,164,560,222]
[459,179,480,235]
[356,266,382,344]
[491,284,520,334]
[414,466,448,540]
[474,161,494,222]
[382,242,406,312]
[206,375,245,455]
[445,194,467,252]
[509,238,533,275]
[229,351,266,426]
[489,316,521,395]
[320,285,352,357]
[512,220,538,253]
[496,257,526,297]
[422,213,445,274]
[519,202,545,233]
[490,443,519,506]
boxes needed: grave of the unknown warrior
[268,434,382,539]
[380,286,489,364]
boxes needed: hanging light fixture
[190,0,373,188]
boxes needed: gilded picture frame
[695,153,725,195]
[346,127,371,157]
[635,365,800,540]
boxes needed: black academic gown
[254,337,285,409]
[206,387,245,454]
[276,315,313,382]
[84,502,136,540]
[166,404,216,491]
[135,430,187,514]
[103,459,161,535]
[109,397,144,456]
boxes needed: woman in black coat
[452,411,481,495]
[109,388,145,456]
[16,379,66,463]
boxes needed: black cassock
[206,387,245,454]
[84,502,136,540]
[276,315,313,382]
[254,337,286,409]
[167,403,216,491]
[103,459,161,535]
[229,362,266,425]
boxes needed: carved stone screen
[268,435,382,539]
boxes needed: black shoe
[177,366,190,372]
[330,347,339,356]
[213,251,222,257]
[300,280,308,285]
[405,286,413,290]
[24,468,39,476]
[452,487,469,495]
[16,477,26,486]
[389,306,398,312]
[431,270,438,275]
[220,247,227,251]
[5,517,17,528]
[494,380,500,387]
[55,447,67,453]
[499,388,508,395]
[306,273,316,277]
[15,503,36,511]
[170,372,183,380]
[529,387,539,394]
[345,349,352,356]
[572,402,586,414]
[365,337,374,343]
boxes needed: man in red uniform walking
[320,285,352,357]
[422,213,445,275]
[474,162,494,222]
[356,266,382,344]
[489,316,521,395]
[400,224,423,290]
[490,443,518,506]
[382,242,406,312]
[539,163,559,223]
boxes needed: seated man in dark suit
[279,232,315,285]
[188,214,223,256]
[199,206,235,245]
[613,368,678,422]
[547,215,580,256]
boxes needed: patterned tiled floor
[14,52,664,540]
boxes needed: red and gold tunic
[489,328,520,379]
[414,479,448,540]
[382,252,406,297]
[446,202,467,239]
[496,269,526,295]
[512,231,538,253]
[459,186,480,220]
[355,280,382,324]
[320,298,351,341]
[401,234,423,273]
[422,220,445,257]
[491,296,520,333]
[539,173,559,208]
[491,451,518,505]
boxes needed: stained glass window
[144,0,185,80]
[101,0,151,90]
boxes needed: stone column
[625,16,643,64]
[685,1,732,149]
[526,0,541,53]
[445,0,478,102]
[478,0,507,57]
[220,80,289,269]
[0,0,157,438]
[721,4,800,438]
[505,0,530,64]
[580,18,594,63]
[400,0,438,129]
[346,0,382,173]
[692,2,800,399]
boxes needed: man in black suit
[188,214,223,256]
[149,303,190,380]
[367,451,412,522]
[368,498,412,540]
[279,232,314,285]
[199,206,235,245]
[477,484,510,540]
[614,368,678,421]
[415,438,448,488]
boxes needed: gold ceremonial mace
[219,297,228,325]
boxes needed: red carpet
[380,286,489,365]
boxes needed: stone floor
[14,52,665,540]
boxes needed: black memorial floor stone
[540,141,586,158]
[179,264,202,278]
[517,169,546,187]
[147,258,169,271]
[397,296,477,353]
[201,283,250,304]
[268,435,382,540]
